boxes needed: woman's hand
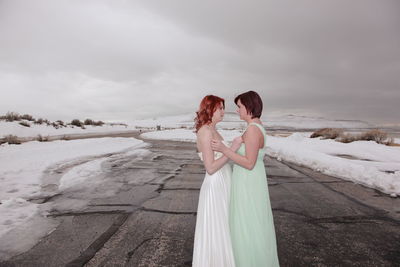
[211,139,227,153]
[231,136,243,151]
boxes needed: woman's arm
[211,125,261,170]
[197,128,242,175]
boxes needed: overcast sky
[0,0,399,123]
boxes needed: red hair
[194,95,225,132]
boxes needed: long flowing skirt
[192,164,236,267]
[230,160,280,267]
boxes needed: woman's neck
[245,118,261,125]
[209,121,217,129]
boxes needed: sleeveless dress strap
[247,122,267,146]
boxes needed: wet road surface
[1,137,399,267]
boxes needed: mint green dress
[230,123,280,267]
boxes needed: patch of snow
[140,128,243,142]
[0,120,135,139]
[0,137,146,259]
[141,128,400,195]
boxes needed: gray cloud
[0,0,399,123]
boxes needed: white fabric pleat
[192,152,236,267]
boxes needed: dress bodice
[236,123,266,158]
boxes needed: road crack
[140,207,197,215]
[65,214,130,267]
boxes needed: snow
[131,114,196,129]
[141,128,243,142]
[58,158,106,191]
[0,120,136,138]
[263,114,372,129]
[141,129,400,196]
[141,129,196,142]
[0,113,398,258]
[0,137,146,259]
[266,133,400,196]
[131,113,373,130]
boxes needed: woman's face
[212,103,225,123]
[236,99,248,120]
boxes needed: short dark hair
[234,91,263,118]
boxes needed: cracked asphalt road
[1,137,399,267]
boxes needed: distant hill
[129,112,374,130]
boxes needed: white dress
[192,144,236,267]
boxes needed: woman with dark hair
[211,91,280,267]
[192,95,242,267]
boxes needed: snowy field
[2,113,398,142]
[1,113,399,258]
[131,112,374,130]
[0,120,136,138]
[141,128,244,142]
[0,137,147,259]
[141,129,400,197]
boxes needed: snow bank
[141,129,400,196]
[0,121,136,138]
[266,133,400,196]
[0,137,145,252]
[140,128,243,142]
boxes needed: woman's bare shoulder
[197,125,212,135]
[243,124,263,139]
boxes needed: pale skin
[196,103,243,175]
[211,99,264,170]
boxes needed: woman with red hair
[212,91,280,267]
[192,95,242,267]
